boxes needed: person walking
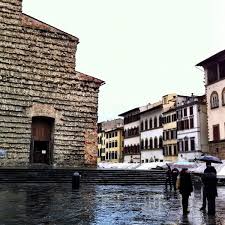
[200,162,217,211]
[179,168,193,214]
[201,164,217,215]
[171,167,179,191]
[165,165,172,189]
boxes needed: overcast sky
[23,0,225,122]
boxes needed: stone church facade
[0,0,104,167]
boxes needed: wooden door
[31,117,54,164]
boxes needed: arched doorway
[30,117,54,165]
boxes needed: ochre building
[0,0,104,167]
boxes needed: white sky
[23,0,225,122]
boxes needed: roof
[196,49,225,67]
[21,13,79,42]
[76,71,105,86]
[118,107,140,117]
[139,104,163,115]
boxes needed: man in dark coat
[171,167,179,190]
[201,164,217,215]
[200,162,217,212]
[179,168,193,214]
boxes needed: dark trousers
[165,177,172,189]
[202,188,206,209]
[207,196,216,215]
[182,194,189,213]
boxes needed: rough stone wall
[0,0,103,167]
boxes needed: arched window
[159,115,163,126]
[159,136,163,148]
[149,138,153,149]
[145,138,148,149]
[210,91,219,108]
[222,88,225,105]
[154,137,158,149]
[106,152,109,159]
[154,117,157,128]
[145,119,148,130]
[141,139,144,150]
[149,118,152,129]
[141,121,144,131]
[115,151,118,159]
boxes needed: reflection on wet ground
[0,184,224,225]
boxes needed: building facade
[176,95,208,161]
[119,108,140,163]
[140,101,163,163]
[197,50,225,159]
[97,119,124,163]
[0,0,104,167]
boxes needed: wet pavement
[0,184,224,225]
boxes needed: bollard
[72,172,80,189]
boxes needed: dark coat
[202,172,217,197]
[171,168,179,180]
[179,170,193,195]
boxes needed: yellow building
[97,119,124,163]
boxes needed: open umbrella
[196,155,222,164]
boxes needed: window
[109,142,111,148]
[115,151,118,159]
[141,121,144,131]
[159,116,163,126]
[154,117,158,128]
[213,124,220,141]
[190,138,195,151]
[159,136,163,148]
[106,134,109,139]
[184,138,189,151]
[112,132,114,138]
[112,141,114,148]
[115,140,118,147]
[141,140,144,149]
[115,131,117,137]
[106,152,108,160]
[189,106,193,115]
[154,137,158,148]
[222,88,225,105]
[174,145,177,155]
[145,119,148,130]
[145,159,148,163]
[210,91,219,108]
[190,117,194,128]
[145,138,148,149]
[168,145,172,156]
[184,108,187,117]
[149,118,152,129]
[184,119,189,129]
[172,113,177,121]
[166,115,171,123]
[106,143,108,148]
[149,138,153,149]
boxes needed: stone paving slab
[0,184,224,225]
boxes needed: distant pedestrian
[179,168,193,214]
[201,163,217,215]
[165,165,172,189]
[171,167,179,191]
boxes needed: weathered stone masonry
[0,0,104,167]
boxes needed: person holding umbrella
[197,155,221,215]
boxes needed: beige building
[97,119,124,163]
[196,50,225,159]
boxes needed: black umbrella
[197,155,222,164]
